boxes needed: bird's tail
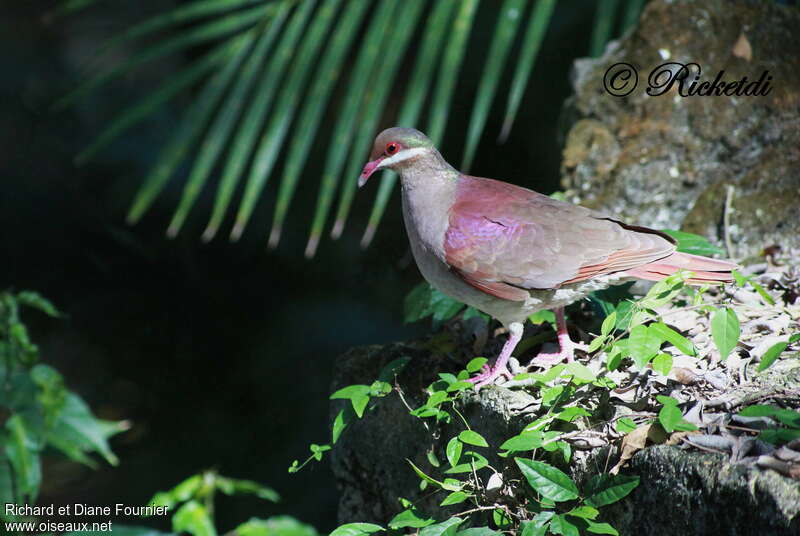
[624,252,738,284]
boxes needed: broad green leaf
[461,0,526,170]
[458,430,489,448]
[330,384,370,400]
[388,508,434,530]
[564,362,596,382]
[739,405,800,428]
[331,0,426,239]
[567,506,599,520]
[332,408,349,444]
[233,0,344,241]
[65,528,176,536]
[47,393,126,466]
[56,3,270,110]
[405,283,433,323]
[269,0,372,247]
[760,428,800,444]
[556,407,590,422]
[514,458,578,502]
[235,516,318,536]
[790,333,800,344]
[615,417,636,434]
[622,0,646,30]
[466,358,488,373]
[651,353,673,376]
[378,356,412,383]
[549,514,579,536]
[166,22,277,236]
[456,529,500,536]
[757,342,788,371]
[649,322,696,356]
[150,474,203,509]
[585,520,619,536]
[30,364,67,427]
[628,325,661,369]
[584,473,639,507]
[444,451,489,474]
[499,0,556,140]
[446,437,463,467]
[711,307,740,360]
[172,500,217,536]
[330,523,384,536]
[361,0,459,248]
[601,311,617,337]
[215,477,280,502]
[419,517,464,536]
[304,0,397,256]
[440,490,470,506]
[426,0,479,145]
[662,230,726,256]
[126,31,254,224]
[500,431,543,453]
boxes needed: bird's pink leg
[531,307,578,366]
[468,322,523,388]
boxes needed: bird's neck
[398,150,460,255]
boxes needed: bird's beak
[358,157,385,188]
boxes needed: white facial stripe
[377,147,430,168]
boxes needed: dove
[359,127,736,388]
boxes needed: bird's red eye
[385,142,398,155]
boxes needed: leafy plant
[0,290,128,524]
[56,0,648,255]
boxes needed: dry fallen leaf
[611,423,668,474]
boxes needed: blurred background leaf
[58,0,646,256]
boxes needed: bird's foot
[467,363,513,388]
[530,339,577,367]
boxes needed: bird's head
[359,127,435,187]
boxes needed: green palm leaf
[60,0,625,253]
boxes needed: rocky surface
[560,0,800,260]
[329,258,800,534]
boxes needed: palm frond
[62,0,622,254]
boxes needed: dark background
[2,1,595,532]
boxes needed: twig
[395,384,430,432]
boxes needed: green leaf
[47,392,126,466]
[378,357,411,383]
[739,405,800,428]
[615,418,637,434]
[233,0,345,240]
[426,0,479,145]
[172,500,217,536]
[444,451,489,474]
[601,311,617,337]
[304,0,397,256]
[584,473,640,507]
[790,333,800,344]
[16,291,60,317]
[440,491,470,506]
[500,431,543,453]
[330,523,384,536]
[549,514,579,536]
[556,407,590,422]
[567,506,599,520]
[215,477,280,502]
[514,458,579,502]
[466,357,488,373]
[584,520,619,536]
[388,507,434,530]
[419,517,464,536]
[529,310,556,327]
[456,529,500,536]
[657,396,696,432]
[649,322,696,356]
[360,0,459,248]
[662,230,726,256]
[564,362,596,382]
[150,474,203,509]
[651,353,673,376]
[711,307,740,360]
[759,428,800,444]
[757,342,788,371]
[405,283,433,323]
[446,437,463,467]
[269,0,372,247]
[234,516,319,536]
[461,0,527,170]
[330,384,371,401]
[4,415,41,502]
[499,0,556,140]
[458,430,489,448]
[628,325,661,369]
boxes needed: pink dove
[359,127,736,388]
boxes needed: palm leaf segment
[60,0,645,256]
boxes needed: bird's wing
[443,176,676,300]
